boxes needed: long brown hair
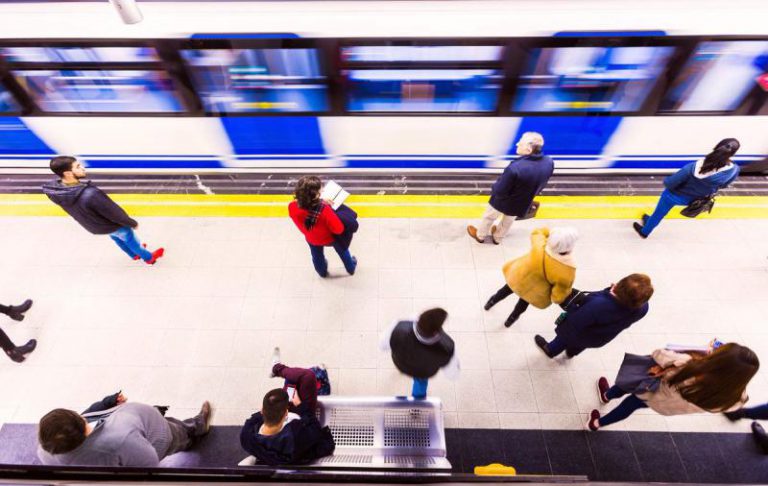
[294,175,322,210]
[667,343,759,411]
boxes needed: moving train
[0,0,765,172]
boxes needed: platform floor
[0,215,767,435]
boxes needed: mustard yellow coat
[502,227,576,309]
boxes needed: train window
[341,46,503,62]
[180,48,329,113]
[0,47,160,63]
[344,69,502,112]
[661,41,768,112]
[11,70,185,113]
[0,84,21,113]
[512,46,674,112]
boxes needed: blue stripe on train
[84,159,224,169]
[220,117,325,155]
[510,116,623,156]
[0,118,55,155]
[346,159,486,169]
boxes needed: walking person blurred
[0,298,36,363]
[534,274,653,359]
[484,227,578,327]
[42,156,164,264]
[589,343,759,431]
[467,132,554,244]
[288,176,357,277]
[633,138,741,238]
[379,308,460,399]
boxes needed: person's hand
[116,393,127,404]
[133,223,139,230]
[291,392,302,407]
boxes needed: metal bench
[310,396,451,470]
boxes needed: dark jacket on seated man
[240,389,334,466]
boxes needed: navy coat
[555,288,648,351]
[334,204,359,250]
[489,154,554,217]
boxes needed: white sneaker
[238,455,257,466]
[269,347,281,378]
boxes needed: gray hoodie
[42,179,137,235]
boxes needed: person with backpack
[633,138,741,238]
[589,343,758,431]
[239,348,334,466]
[484,227,578,328]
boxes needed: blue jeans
[598,385,649,427]
[546,336,585,358]
[110,227,152,261]
[309,242,356,277]
[412,377,429,399]
[642,189,694,236]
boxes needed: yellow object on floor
[474,463,517,476]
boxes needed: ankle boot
[484,296,499,311]
[504,313,520,328]
[7,299,33,321]
[6,339,36,363]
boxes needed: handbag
[680,195,715,218]
[614,353,662,394]
[554,288,591,326]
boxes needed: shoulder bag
[680,195,715,218]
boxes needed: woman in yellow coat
[484,226,578,327]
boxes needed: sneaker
[466,225,485,244]
[597,377,610,404]
[587,409,601,431]
[534,335,553,358]
[238,455,257,466]
[146,248,165,265]
[269,347,281,378]
[632,222,648,239]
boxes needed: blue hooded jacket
[663,161,739,199]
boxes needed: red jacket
[288,201,344,246]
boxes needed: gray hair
[547,226,578,254]
[520,132,544,154]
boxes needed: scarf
[304,201,326,230]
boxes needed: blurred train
[0,0,766,173]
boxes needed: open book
[320,180,349,210]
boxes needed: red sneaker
[146,247,165,265]
[133,244,147,261]
[597,377,611,404]
[587,409,601,431]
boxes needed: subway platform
[0,209,767,481]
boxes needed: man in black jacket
[239,387,334,466]
[467,132,554,244]
[42,156,164,264]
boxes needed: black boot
[751,422,768,455]
[504,313,520,328]
[534,335,554,358]
[484,296,499,311]
[7,299,33,321]
[5,339,36,363]
[724,409,745,421]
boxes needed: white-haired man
[468,132,554,244]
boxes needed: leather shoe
[632,222,648,239]
[504,313,520,328]
[534,335,553,358]
[466,225,485,244]
[484,296,498,311]
[195,401,213,436]
[490,225,500,245]
[6,339,36,363]
[751,421,768,454]
[642,214,649,225]
[724,410,744,421]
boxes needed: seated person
[37,393,212,467]
[239,354,334,466]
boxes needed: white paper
[320,180,349,210]
[665,343,709,353]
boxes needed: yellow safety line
[0,194,767,218]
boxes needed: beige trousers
[476,205,516,241]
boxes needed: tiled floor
[1,216,767,434]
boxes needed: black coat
[240,403,335,466]
[555,288,649,350]
[42,179,137,235]
[489,154,554,217]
